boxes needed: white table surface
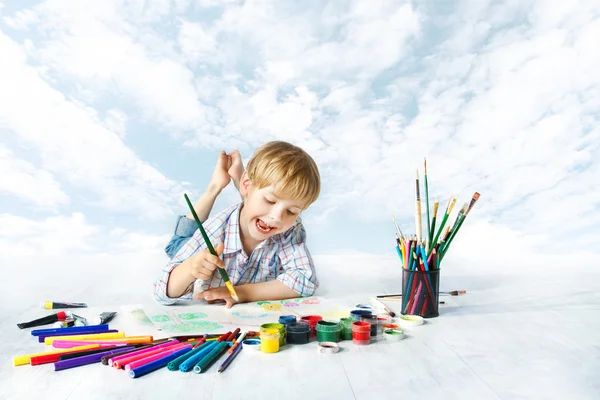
[1,254,599,400]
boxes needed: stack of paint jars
[315,320,342,343]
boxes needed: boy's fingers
[214,242,224,256]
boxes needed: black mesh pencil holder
[401,268,440,318]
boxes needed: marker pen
[17,311,69,329]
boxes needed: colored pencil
[218,342,243,373]
[184,193,239,302]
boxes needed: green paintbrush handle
[440,216,466,260]
[184,194,231,284]
[428,213,449,257]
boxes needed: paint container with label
[260,329,280,353]
[350,309,372,321]
[339,318,353,340]
[286,321,310,345]
[360,314,379,337]
[300,315,322,339]
[315,320,342,343]
[260,323,285,347]
[352,321,371,345]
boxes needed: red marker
[17,312,68,329]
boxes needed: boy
[153,141,321,307]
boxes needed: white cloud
[0,144,69,208]
[0,30,181,218]
[0,212,97,256]
[1,0,599,264]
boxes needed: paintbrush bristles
[432,200,439,217]
[466,192,480,214]
[447,198,457,215]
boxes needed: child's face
[239,173,305,242]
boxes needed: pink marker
[111,341,182,369]
[124,344,192,371]
[108,340,179,367]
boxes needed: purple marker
[54,346,135,371]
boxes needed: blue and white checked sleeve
[275,223,319,297]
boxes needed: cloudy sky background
[1,0,599,279]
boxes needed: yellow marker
[71,336,153,345]
[45,332,125,345]
[13,344,99,366]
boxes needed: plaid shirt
[153,202,319,305]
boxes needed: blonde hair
[246,141,320,209]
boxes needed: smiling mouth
[256,219,275,234]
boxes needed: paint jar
[315,320,342,343]
[300,315,322,339]
[376,315,392,333]
[381,323,400,332]
[350,309,372,321]
[352,321,371,345]
[278,315,297,328]
[260,323,285,347]
[360,314,379,337]
[339,318,353,340]
[260,328,280,353]
[286,321,310,345]
[401,268,440,318]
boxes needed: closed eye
[264,197,275,204]
[287,210,299,216]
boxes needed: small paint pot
[381,323,400,332]
[261,323,285,347]
[352,321,371,345]
[316,320,342,343]
[260,328,280,353]
[339,318,353,340]
[376,315,392,333]
[242,339,262,351]
[383,328,405,341]
[300,315,322,339]
[360,314,379,337]
[350,309,372,321]
[286,321,310,345]
[278,315,297,328]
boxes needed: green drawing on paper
[160,320,223,333]
[177,312,207,320]
[151,314,172,323]
[130,308,153,325]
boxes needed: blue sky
[1,0,599,267]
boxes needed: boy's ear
[239,170,251,196]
